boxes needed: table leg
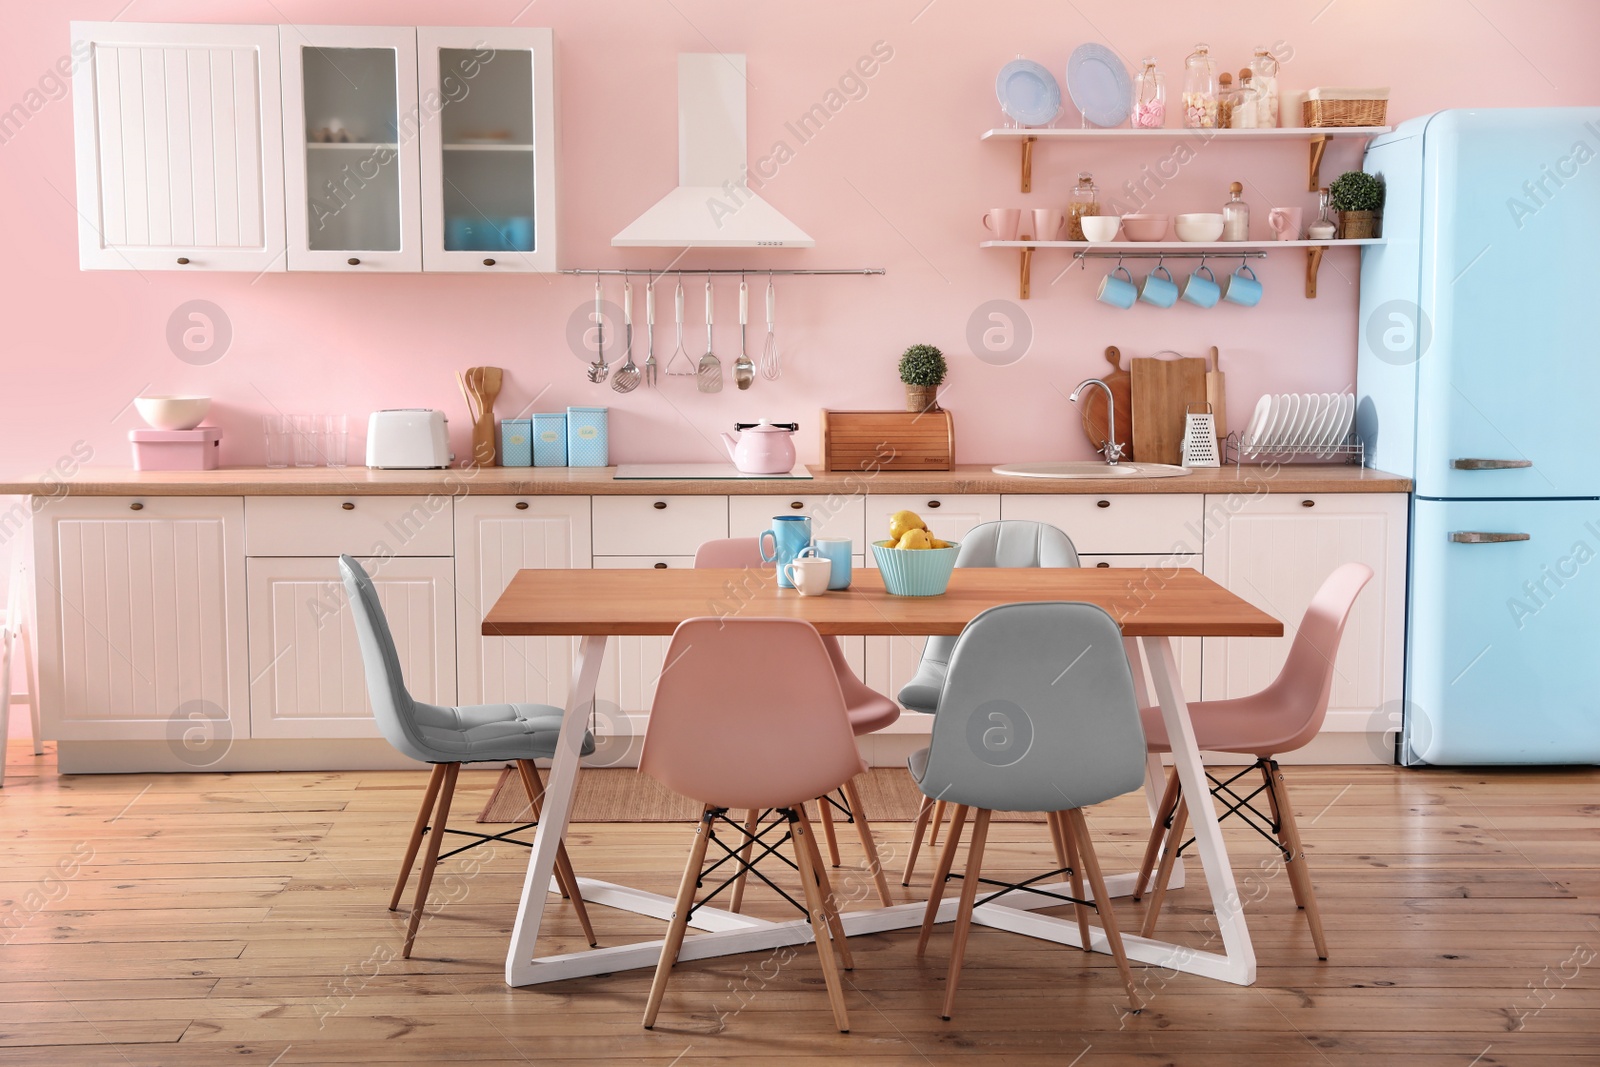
[1125,636,1184,892]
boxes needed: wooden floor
[1,744,1596,1066]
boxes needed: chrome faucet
[1069,378,1126,465]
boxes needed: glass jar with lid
[1216,72,1236,129]
[1250,47,1280,127]
[1231,70,1259,129]
[1067,172,1099,241]
[1183,44,1219,128]
[1222,181,1249,241]
[1132,57,1166,128]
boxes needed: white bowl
[1175,213,1225,242]
[1081,215,1121,243]
[135,395,211,431]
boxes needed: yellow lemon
[929,538,951,549]
[889,509,926,541]
[897,528,932,550]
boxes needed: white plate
[1272,394,1303,453]
[1302,393,1335,454]
[1066,44,1132,128]
[1242,394,1272,453]
[1253,394,1287,456]
[1324,393,1356,455]
[1293,393,1327,451]
[996,59,1062,127]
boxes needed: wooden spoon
[467,366,503,467]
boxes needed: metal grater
[1181,403,1221,467]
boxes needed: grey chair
[898,520,1079,883]
[910,601,1146,1020]
[340,555,597,958]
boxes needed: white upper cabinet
[280,26,423,271]
[417,28,558,273]
[71,22,286,272]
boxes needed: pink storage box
[129,428,222,471]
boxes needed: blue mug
[1097,266,1137,309]
[1139,265,1179,308]
[759,515,812,588]
[813,537,853,590]
[503,216,534,252]
[1181,265,1220,308]
[1222,265,1263,307]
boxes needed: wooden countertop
[0,463,1411,497]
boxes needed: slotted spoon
[665,280,695,376]
[733,278,755,390]
[586,279,608,384]
[697,277,722,393]
[760,274,780,380]
[611,278,640,393]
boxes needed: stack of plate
[1241,393,1356,459]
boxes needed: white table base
[503,634,1256,988]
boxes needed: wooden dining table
[483,566,1282,989]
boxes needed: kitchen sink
[991,462,1193,480]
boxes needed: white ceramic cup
[1081,215,1121,243]
[783,555,832,596]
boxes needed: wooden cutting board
[1078,346,1134,461]
[1131,353,1207,465]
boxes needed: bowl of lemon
[872,510,960,596]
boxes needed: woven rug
[477,766,1043,824]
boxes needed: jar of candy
[1132,57,1166,129]
[1067,172,1099,241]
[1183,44,1219,129]
[1216,72,1236,129]
[1250,47,1280,127]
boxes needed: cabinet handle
[176,257,190,265]
[653,501,667,510]
[515,501,529,510]
[129,502,144,511]
[347,257,361,266]
[1452,458,1532,470]
[653,562,668,569]
[789,501,804,510]
[1095,561,1110,568]
[341,502,355,511]
[1301,499,1316,508]
[1451,531,1530,544]
[1096,499,1110,509]
[483,258,496,266]
[927,500,941,509]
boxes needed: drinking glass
[322,414,349,468]
[292,414,319,468]
[263,415,291,468]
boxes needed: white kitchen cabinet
[280,26,422,271]
[246,556,455,738]
[455,497,591,709]
[1001,494,1204,556]
[1200,493,1409,735]
[417,27,558,273]
[861,494,1001,701]
[70,22,286,272]
[1079,553,1203,702]
[728,493,866,547]
[32,497,248,742]
[592,496,728,557]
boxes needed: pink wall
[1,0,1596,479]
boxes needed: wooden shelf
[443,142,535,151]
[982,125,1392,192]
[306,142,396,151]
[981,238,1385,300]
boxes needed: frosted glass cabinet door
[70,22,286,271]
[280,26,422,271]
[418,28,558,273]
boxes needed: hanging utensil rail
[560,268,885,277]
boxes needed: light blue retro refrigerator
[1358,108,1600,765]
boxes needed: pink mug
[982,207,1022,241]
[1032,207,1066,242]
[1268,207,1304,242]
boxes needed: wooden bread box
[820,409,954,471]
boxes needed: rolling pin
[1206,346,1227,442]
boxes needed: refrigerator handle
[1450,531,1531,544]
[1451,458,1533,470]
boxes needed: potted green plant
[898,344,947,412]
[1329,170,1385,239]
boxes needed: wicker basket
[1303,97,1388,128]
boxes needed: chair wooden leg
[841,777,893,907]
[1259,760,1307,911]
[1067,808,1141,1013]
[21,623,42,756]
[797,806,853,972]
[643,806,715,1030]
[1140,796,1187,939]
[816,794,842,867]
[916,804,969,956]
[391,764,447,911]
[902,794,937,886]
[518,760,597,947]
[928,799,948,849]
[1057,811,1093,953]
[403,763,460,959]
[791,808,851,1033]
[1134,768,1180,901]
[1267,761,1329,960]
[728,808,761,913]
[940,808,992,1021]
[0,633,12,789]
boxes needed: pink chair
[640,617,864,1033]
[694,538,896,907]
[1133,563,1373,960]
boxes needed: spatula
[697,277,722,393]
[467,366,503,467]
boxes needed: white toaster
[366,409,453,469]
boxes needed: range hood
[612,54,814,249]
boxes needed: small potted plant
[1330,170,1384,239]
[899,343,947,413]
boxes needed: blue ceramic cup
[759,515,813,588]
[1222,265,1263,307]
[813,537,853,590]
[1181,265,1221,308]
[503,216,534,252]
[1097,266,1137,309]
[1139,265,1179,308]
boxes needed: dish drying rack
[1223,432,1365,467]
